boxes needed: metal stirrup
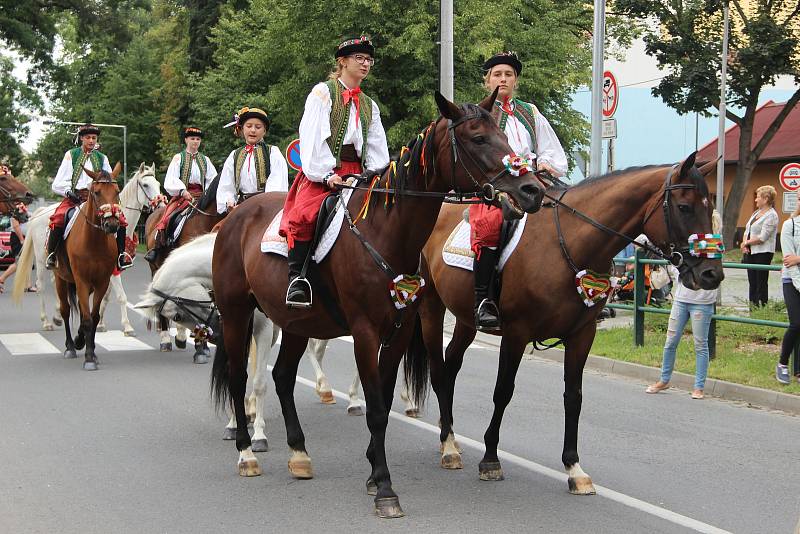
[285,277,313,308]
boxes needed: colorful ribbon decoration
[688,233,725,258]
[575,269,616,307]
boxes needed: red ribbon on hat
[342,86,362,127]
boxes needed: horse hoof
[96,324,107,332]
[251,439,268,453]
[43,324,55,331]
[318,390,336,404]
[366,478,377,496]
[74,339,85,351]
[53,316,63,326]
[478,461,504,481]
[238,459,261,477]
[123,329,136,337]
[175,338,187,349]
[288,454,313,479]
[568,476,597,495]
[347,405,364,416]
[374,497,404,519]
[160,342,172,352]
[83,361,98,371]
[441,453,463,470]
[222,428,237,441]
[64,349,77,359]
[193,352,208,364]
[404,408,420,418]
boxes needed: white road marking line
[0,333,60,355]
[94,330,154,351]
[271,364,732,534]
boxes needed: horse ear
[697,157,719,177]
[111,162,122,179]
[133,296,159,310]
[434,91,463,121]
[678,152,697,179]
[138,162,145,173]
[83,167,100,180]
[478,87,499,112]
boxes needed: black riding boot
[286,240,312,308]
[45,226,64,270]
[474,247,501,332]
[143,247,159,264]
[116,229,133,270]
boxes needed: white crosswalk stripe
[0,330,157,356]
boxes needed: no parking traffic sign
[286,139,302,172]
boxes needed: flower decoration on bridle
[688,234,725,259]
[150,194,168,208]
[96,203,123,220]
[502,153,535,177]
[193,323,214,343]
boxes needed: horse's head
[0,167,34,215]
[433,89,544,219]
[644,153,724,290]
[83,162,123,235]
[132,162,162,209]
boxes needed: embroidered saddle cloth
[442,213,527,272]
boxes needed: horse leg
[55,278,76,359]
[436,320,475,469]
[158,315,172,351]
[306,338,335,404]
[399,375,419,418]
[193,337,209,364]
[250,314,274,453]
[346,369,363,416]
[356,326,407,518]
[562,324,597,495]
[111,274,136,336]
[478,330,527,481]
[52,274,63,326]
[96,283,110,332]
[271,332,313,480]
[175,324,188,350]
[39,268,54,330]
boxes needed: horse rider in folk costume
[280,35,390,308]
[145,127,218,263]
[47,123,133,271]
[471,51,568,331]
[216,107,289,215]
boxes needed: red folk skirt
[279,160,362,249]
[156,184,202,232]
[49,189,89,229]
[469,203,504,259]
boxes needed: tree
[191,0,594,166]
[0,54,42,172]
[613,0,800,245]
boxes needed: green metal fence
[607,248,799,375]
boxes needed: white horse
[14,163,163,334]
[133,233,367,452]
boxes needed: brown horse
[417,154,724,493]
[0,169,34,214]
[144,179,224,358]
[53,163,125,370]
[210,90,545,518]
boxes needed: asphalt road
[1,260,798,533]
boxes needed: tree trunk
[721,120,756,248]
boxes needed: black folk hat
[182,127,204,140]
[482,51,523,76]
[77,123,101,138]
[335,35,375,59]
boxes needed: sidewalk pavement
[443,312,800,417]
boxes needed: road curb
[462,329,800,417]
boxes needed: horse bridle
[152,287,218,330]
[548,165,703,274]
[0,180,31,216]
[79,177,123,231]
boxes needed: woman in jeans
[741,185,778,306]
[646,211,722,399]
[777,191,800,384]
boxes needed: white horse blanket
[442,213,527,272]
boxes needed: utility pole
[590,0,606,177]
[440,0,454,100]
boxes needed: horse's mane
[560,163,709,196]
[151,233,216,290]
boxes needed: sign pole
[716,2,730,220]
[590,0,606,177]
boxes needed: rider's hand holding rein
[326,173,343,189]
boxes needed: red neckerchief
[244,144,255,172]
[342,86,362,127]
[500,97,524,148]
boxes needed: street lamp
[43,120,128,183]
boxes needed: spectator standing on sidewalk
[645,211,723,400]
[777,190,800,384]
[741,185,778,307]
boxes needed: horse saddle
[166,207,192,244]
[261,188,354,262]
[441,213,527,272]
[63,203,84,240]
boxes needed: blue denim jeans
[660,301,714,389]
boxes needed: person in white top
[470,51,569,331]
[145,126,219,263]
[47,123,132,271]
[741,185,779,306]
[646,211,723,400]
[280,35,390,308]
[776,189,800,384]
[216,107,288,215]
